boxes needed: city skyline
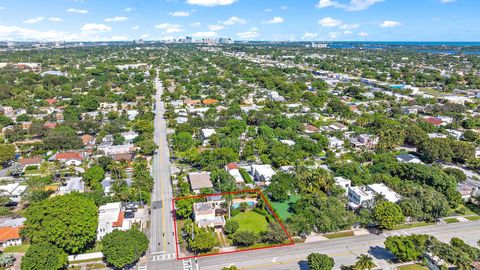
[0,0,478,42]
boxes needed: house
[0,226,23,248]
[329,122,348,131]
[446,129,463,140]
[251,164,275,184]
[58,177,85,195]
[396,153,422,164]
[202,99,219,106]
[97,202,142,240]
[193,202,225,229]
[206,195,225,208]
[201,129,216,140]
[81,134,95,146]
[423,117,445,127]
[348,134,378,149]
[121,131,139,143]
[184,99,201,107]
[0,183,27,202]
[98,144,135,156]
[188,172,213,194]
[328,136,344,149]
[18,157,43,169]
[347,183,401,209]
[476,147,480,158]
[334,176,351,195]
[268,91,286,102]
[54,152,84,166]
[225,163,244,183]
[304,124,319,134]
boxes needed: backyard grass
[271,195,300,220]
[3,244,30,253]
[397,264,428,270]
[230,211,269,233]
[323,231,355,239]
[466,203,480,215]
[466,215,480,221]
[444,218,459,224]
[393,221,433,230]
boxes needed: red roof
[55,152,83,161]
[19,157,43,166]
[226,162,238,170]
[44,122,57,129]
[0,226,22,242]
[424,117,443,126]
[45,99,58,105]
[112,211,124,227]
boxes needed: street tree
[21,242,68,270]
[373,201,405,230]
[307,253,334,270]
[354,254,376,270]
[102,229,149,269]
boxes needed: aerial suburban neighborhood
[0,1,480,270]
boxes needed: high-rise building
[219,37,233,44]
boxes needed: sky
[0,0,479,42]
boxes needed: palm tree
[222,182,236,219]
[354,254,375,270]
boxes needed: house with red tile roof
[45,98,58,105]
[53,152,84,166]
[423,117,444,127]
[0,226,23,248]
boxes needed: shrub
[224,220,239,235]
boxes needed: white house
[201,129,216,140]
[328,136,344,149]
[97,202,142,240]
[58,177,85,195]
[396,153,422,164]
[251,164,276,185]
[0,183,27,202]
[334,176,351,195]
[193,202,225,229]
[347,183,401,209]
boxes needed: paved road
[147,78,177,267]
[196,221,480,270]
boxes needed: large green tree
[373,201,405,230]
[83,165,105,190]
[0,144,15,165]
[307,253,334,270]
[102,229,149,269]
[22,193,98,253]
[21,242,68,270]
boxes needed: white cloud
[266,16,284,24]
[81,23,112,34]
[0,7,4,10]
[303,32,318,39]
[316,0,383,11]
[169,11,190,17]
[264,8,272,12]
[155,23,184,33]
[67,8,88,14]
[280,6,288,10]
[132,26,140,30]
[0,24,79,41]
[191,31,218,38]
[24,17,45,24]
[380,20,402,27]
[346,0,384,11]
[318,17,342,27]
[359,32,369,37]
[328,32,340,39]
[343,30,352,35]
[48,17,62,22]
[186,0,237,7]
[111,35,129,41]
[104,16,128,22]
[124,7,135,12]
[141,34,150,38]
[208,24,224,31]
[236,27,259,39]
[190,22,202,27]
[340,24,359,30]
[222,16,246,26]
[440,0,455,3]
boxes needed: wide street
[196,221,480,270]
[147,77,177,268]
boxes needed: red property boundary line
[172,189,294,260]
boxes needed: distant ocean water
[325,41,480,54]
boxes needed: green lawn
[271,195,300,220]
[4,244,30,253]
[466,203,480,215]
[466,215,480,221]
[324,231,355,239]
[444,218,459,224]
[393,221,433,230]
[397,264,428,270]
[230,211,269,234]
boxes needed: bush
[224,220,239,235]
[25,165,38,171]
[21,242,68,270]
[233,231,258,247]
[253,207,268,216]
[239,168,253,184]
